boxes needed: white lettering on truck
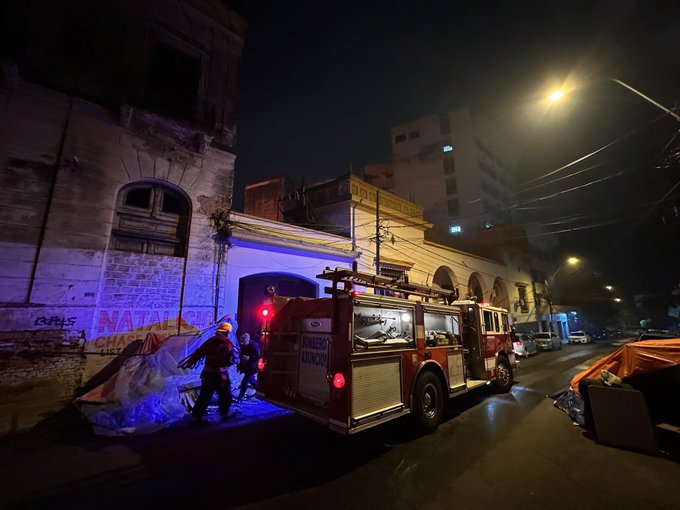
[301,335,328,367]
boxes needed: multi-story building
[365,108,560,331]
[366,108,518,243]
[244,176,292,222]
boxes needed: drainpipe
[26,97,73,303]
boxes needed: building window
[443,158,455,175]
[395,134,406,144]
[445,178,457,195]
[517,286,529,313]
[111,182,190,257]
[145,42,201,121]
[375,266,408,297]
[408,130,420,140]
[439,115,450,135]
[447,198,459,217]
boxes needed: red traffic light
[258,305,272,318]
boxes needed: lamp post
[548,78,680,123]
[607,79,680,123]
[545,257,580,336]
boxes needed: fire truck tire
[494,357,513,393]
[412,371,443,433]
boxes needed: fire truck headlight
[332,372,345,389]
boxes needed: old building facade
[0,0,246,428]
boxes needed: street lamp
[545,256,580,335]
[547,78,680,123]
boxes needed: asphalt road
[1,341,679,510]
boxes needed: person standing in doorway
[236,332,260,402]
[178,322,236,422]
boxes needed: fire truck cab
[257,267,517,435]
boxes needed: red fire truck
[257,267,517,435]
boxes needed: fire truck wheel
[413,371,443,433]
[494,357,513,393]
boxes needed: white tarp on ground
[74,319,241,436]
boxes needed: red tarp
[570,339,680,396]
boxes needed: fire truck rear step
[466,379,488,390]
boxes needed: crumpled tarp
[75,318,240,436]
[554,339,680,426]
[569,339,680,396]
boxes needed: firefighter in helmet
[179,322,237,422]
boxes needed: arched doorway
[433,266,459,294]
[467,272,486,302]
[491,277,510,309]
[237,273,317,341]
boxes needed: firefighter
[236,332,260,402]
[178,322,237,422]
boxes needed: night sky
[234,1,680,296]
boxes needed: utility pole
[375,190,380,277]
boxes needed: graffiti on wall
[34,316,77,327]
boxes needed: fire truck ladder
[317,267,459,303]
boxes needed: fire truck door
[462,307,485,379]
[297,332,331,404]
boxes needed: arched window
[111,182,190,257]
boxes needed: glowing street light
[545,256,581,334]
[605,285,614,291]
[613,297,622,303]
[551,256,580,280]
[548,90,564,102]
[546,78,680,123]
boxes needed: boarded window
[111,183,190,257]
[145,43,201,121]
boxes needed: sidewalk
[0,388,73,438]
[0,394,291,509]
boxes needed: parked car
[532,332,562,351]
[513,333,539,358]
[591,329,609,341]
[568,330,591,344]
[606,328,624,339]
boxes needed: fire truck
[257,267,517,435]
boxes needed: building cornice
[348,175,433,231]
[229,211,360,259]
